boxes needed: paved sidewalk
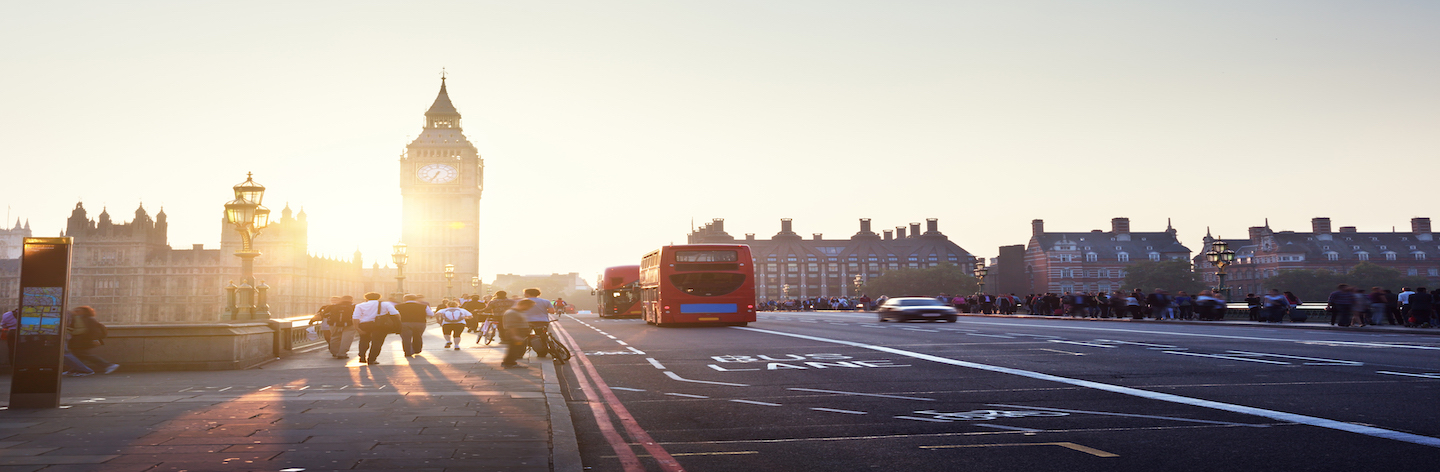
[0,326,578,472]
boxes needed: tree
[1121,260,1205,294]
[1263,262,1429,302]
[861,264,979,297]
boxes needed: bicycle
[477,319,497,345]
[526,320,572,363]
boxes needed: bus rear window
[668,273,746,297]
[675,250,739,262]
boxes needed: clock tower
[399,77,484,298]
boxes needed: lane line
[787,387,936,401]
[553,324,686,472]
[985,404,1267,427]
[1162,351,1291,365]
[1224,351,1364,366]
[734,326,1440,449]
[1376,371,1440,379]
[645,358,667,370]
[665,393,710,399]
[811,407,868,415]
[1049,340,1116,348]
[731,399,782,407]
[1037,348,1086,356]
[921,442,1119,458]
[552,327,645,471]
[610,387,646,392]
[951,319,1440,350]
[896,415,952,423]
[901,328,941,333]
[967,333,1015,338]
[973,424,1044,432]
[657,422,1283,446]
[663,371,750,387]
[627,347,648,355]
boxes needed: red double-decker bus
[639,245,756,327]
[597,265,642,318]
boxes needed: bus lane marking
[787,388,935,401]
[663,371,750,387]
[645,358,666,370]
[734,326,1440,449]
[705,354,910,372]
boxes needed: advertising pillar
[8,237,73,408]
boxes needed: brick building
[1194,217,1440,296]
[688,218,976,299]
[1024,217,1192,295]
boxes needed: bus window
[667,273,746,296]
[675,250,739,262]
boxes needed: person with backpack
[324,295,356,359]
[67,306,118,375]
[482,291,515,344]
[461,295,486,333]
[437,301,471,351]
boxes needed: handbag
[372,300,402,334]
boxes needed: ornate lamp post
[444,263,455,298]
[391,243,408,298]
[974,260,989,294]
[851,274,863,297]
[470,276,480,297]
[1205,240,1237,300]
[224,173,271,321]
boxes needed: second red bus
[639,244,756,327]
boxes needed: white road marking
[627,347,647,355]
[606,335,617,339]
[615,340,630,345]
[731,399,782,406]
[734,326,1440,449]
[665,393,710,399]
[1037,348,1086,356]
[973,424,1044,432]
[610,387,646,392]
[896,415,952,423]
[967,333,1015,338]
[952,320,1440,350]
[1376,371,1440,379]
[645,358,667,370]
[1006,333,1061,339]
[1224,351,1364,366]
[1095,340,1180,349]
[811,407,868,415]
[1163,351,1291,365]
[985,404,1268,427]
[787,387,935,401]
[902,328,941,333]
[1049,340,1116,348]
[663,371,750,387]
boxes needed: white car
[877,297,958,322]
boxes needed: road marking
[787,387,935,401]
[1162,351,1291,365]
[627,347,647,355]
[1376,371,1440,379]
[731,399,782,406]
[920,442,1119,458]
[550,326,647,471]
[665,393,709,399]
[615,340,630,345]
[811,407,868,415]
[896,415,953,423]
[656,422,1284,446]
[663,371,750,387]
[973,424,1044,432]
[967,333,1015,338]
[610,387,646,392]
[1037,348,1086,356]
[986,404,1268,427]
[1224,351,1363,366]
[734,326,1440,449]
[1007,333,1061,339]
[645,358,667,370]
[1049,340,1116,348]
[604,451,760,458]
[1095,339,1179,349]
[951,319,1440,350]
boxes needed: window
[1118,252,1129,262]
[867,263,880,271]
[1326,252,1339,261]
[827,263,839,272]
[1149,252,1161,261]
[1385,252,1397,261]
[1430,268,1439,277]
[1085,253,1097,262]
[807,263,819,272]
[766,264,778,272]
[1416,252,1427,261]
[1357,252,1369,261]
[787,263,798,272]
[1408,268,1418,276]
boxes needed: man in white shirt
[352,292,400,365]
[1399,287,1415,324]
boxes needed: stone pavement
[0,325,580,472]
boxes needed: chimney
[780,218,793,233]
[745,233,755,241]
[895,227,906,239]
[859,218,872,233]
[883,230,893,241]
[712,218,724,232]
[1032,219,1045,236]
[813,233,823,241]
[1413,217,1432,234]
[1312,217,1332,234]
[1111,217,1130,234]
[926,218,938,234]
[192,243,204,251]
[1248,226,1266,242]
[1339,226,1357,233]
[909,222,921,237]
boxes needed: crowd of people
[1323,284,1436,328]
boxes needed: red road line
[554,323,686,472]
[549,329,644,472]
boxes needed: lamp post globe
[391,243,408,296]
[444,263,456,298]
[224,173,269,320]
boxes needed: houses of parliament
[0,78,486,322]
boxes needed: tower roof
[424,77,460,117]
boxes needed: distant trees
[1121,260,1205,294]
[1262,262,1430,301]
[861,264,978,297]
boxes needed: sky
[2,1,1438,282]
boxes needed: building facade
[688,218,976,300]
[988,244,1027,295]
[399,77,485,299]
[1024,217,1192,295]
[1194,217,1440,295]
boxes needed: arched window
[1148,252,1161,261]
[1385,252,1397,261]
[1117,252,1129,262]
[1085,252,1097,262]
[1415,252,1427,261]
[1357,252,1369,261]
[1326,252,1339,261]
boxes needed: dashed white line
[730,399,782,407]
[1377,371,1440,379]
[626,347,647,355]
[1163,351,1291,365]
[1049,340,1115,348]
[787,387,935,401]
[645,358,667,370]
[663,371,750,387]
[665,393,710,399]
[901,328,941,333]
[615,340,630,345]
[896,415,951,423]
[967,333,1015,339]
[974,424,1044,432]
[810,407,868,415]
[610,387,646,392]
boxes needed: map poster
[20,287,64,336]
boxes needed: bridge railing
[268,315,325,357]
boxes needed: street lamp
[974,260,989,295]
[470,276,479,297]
[391,243,408,298]
[444,263,455,298]
[223,172,271,320]
[1205,239,1237,300]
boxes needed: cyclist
[436,301,471,350]
[553,298,569,315]
[461,295,486,333]
[481,291,514,344]
[521,288,556,357]
[500,299,534,369]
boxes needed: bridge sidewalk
[0,326,579,472]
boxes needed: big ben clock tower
[399,77,484,298]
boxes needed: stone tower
[398,77,484,298]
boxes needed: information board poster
[9,237,72,408]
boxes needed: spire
[1205,226,1212,238]
[1264,218,1270,228]
[11,218,18,230]
[425,76,460,117]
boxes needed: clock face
[417,163,458,184]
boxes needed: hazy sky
[3,1,1437,282]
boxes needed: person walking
[483,291,515,344]
[521,288,556,357]
[67,306,119,375]
[1263,289,1289,323]
[437,301,470,350]
[1409,287,1434,328]
[1368,287,1387,327]
[395,294,433,357]
[1327,285,1355,327]
[1,309,16,363]
[325,295,356,359]
[461,295,486,333]
[501,299,534,369]
[353,292,400,365]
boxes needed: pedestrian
[521,288,556,357]
[437,301,470,350]
[1263,289,1289,323]
[395,294,433,357]
[353,292,400,365]
[1195,290,1222,321]
[1409,287,1434,328]
[309,296,340,344]
[1174,291,1194,320]
[1,308,16,363]
[1327,284,1354,327]
[461,295,486,333]
[484,291,515,344]
[325,295,356,359]
[1283,291,1305,322]
[1244,293,1262,322]
[66,306,118,375]
[1398,287,1414,325]
[1148,289,1172,320]
[1368,287,1387,327]
[501,299,534,369]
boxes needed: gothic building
[399,77,485,299]
[688,218,976,299]
[1024,217,1192,295]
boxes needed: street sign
[8,237,72,408]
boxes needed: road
[552,311,1440,471]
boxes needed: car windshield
[899,299,944,306]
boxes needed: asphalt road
[553,311,1440,472]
